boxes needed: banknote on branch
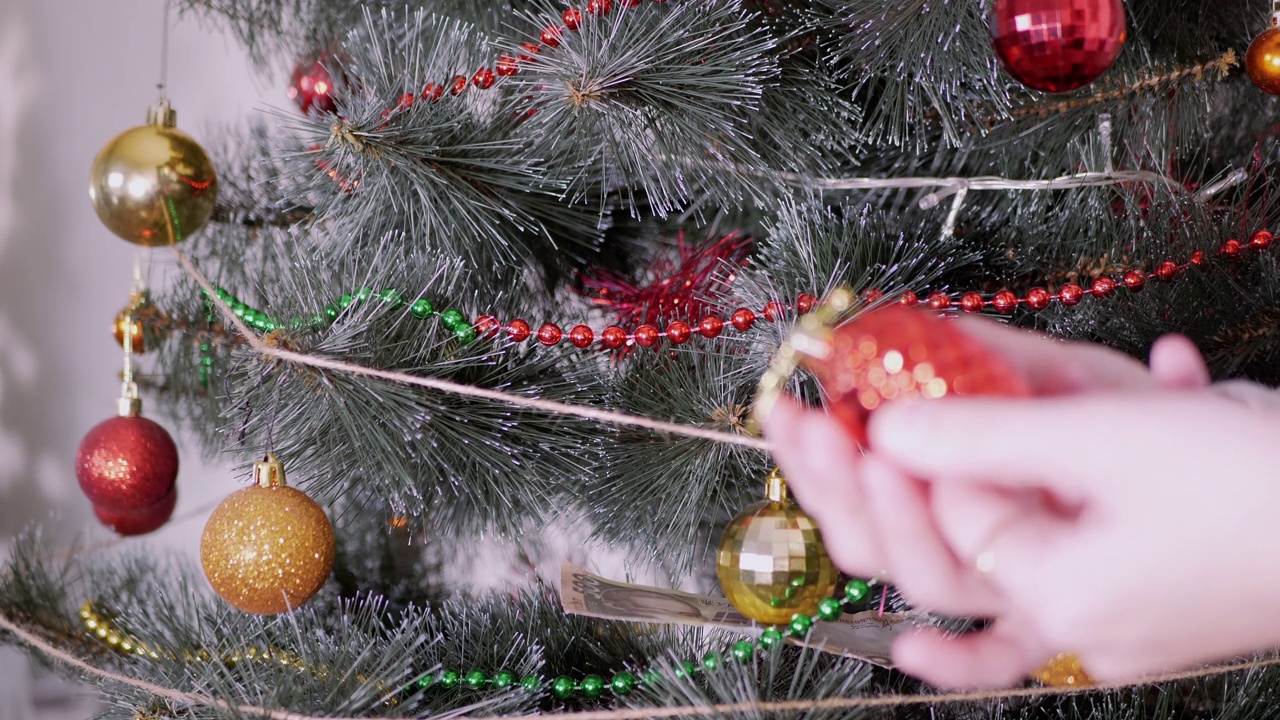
[561,563,917,668]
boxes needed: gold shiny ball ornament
[716,468,838,625]
[200,455,334,615]
[89,100,217,246]
[1247,19,1280,96]
[1032,652,1094,688]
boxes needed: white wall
[0,2,275,716]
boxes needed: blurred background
[0,1,276,715]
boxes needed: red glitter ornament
[541,26,563,47]
[76,416,179,515]
[288,54,348,115]
[988,0,1126,93]
[423,83,444,102]
[578,232,751,327]
[796,294,817,314]
[798,307,1030,446]
[94,487,177,537]
[472,68,496,89]
[451,74,468,95]
[496,55,519,77]
[564,7,584,30]
[587,0,611,15]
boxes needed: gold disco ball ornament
[89,100,218,246]
[201,454,334,615]
[717,468,838,625]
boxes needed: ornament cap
[117,396,142,418]
[253,453,288,488]
[147,99,177,128]
[764,468,789,504]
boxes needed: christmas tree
[6,0,1280,718]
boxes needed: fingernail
[867,403,924,453]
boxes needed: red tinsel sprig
[578,231,752,326]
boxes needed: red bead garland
[538,323,563,346]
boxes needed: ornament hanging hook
[158,0,172,101]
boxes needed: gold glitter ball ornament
[89,100,217,246]
[716,468,837,625]
[1032,652,1094,688]
[200,455,334,615]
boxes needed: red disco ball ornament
[76,416,179,514]
[94,487,178,537]
[989,0,1127,93]
[288,54,346,115]
[797,307,1030,446]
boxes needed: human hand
[763,321,1210,596]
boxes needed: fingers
[893,620,1049,689]
[763,397,885,576]
[957,318,1149,395]
[1149,335,1210,390]
[860,456,1004,616]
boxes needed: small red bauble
[76,416,179,515]
[731,308,756,332]
[798,307,1030,446]
[1221,239,1243,259]
[992,290,1019,314]
[667,321,692,344]
[602,326,628,349]
[988,0,1127,93]
[1059,283,1085,306]
[796,294,817,314]
[1026,287,1052,311]
[563,8,584,30]
[1246,24,1280,95]
[451,75,468,95]
[519,43,542,61]
[927,292,952,310]
[538,323,563,346]
[569,324,595,348]
[93,487,177,537]
[397,93,415,110]
[472,68,496,89]
[1190,250,1208,270]
[1155,261,1179,282]
[507,319,532,342]
[763,300,784,322]
[288,54,346,115]
[496,55,519,77]
[423,83,444,102]
[1250,229,1274,250]
[862,289,884,304]
[634,325,659,348]
[698,316,724,338]
[621,0,641,6]
[587,0,612,14]
[541,26,563,47]
[1091,277,1117,298]
[898,291,919,307]
[1122,270,1146,293]
[960,292,985,313]
[475,315,501,338]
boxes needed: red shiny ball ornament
[496,54,520,77]
[699,316,724,338]
[763,300,784,322]
[472,68,496,89]
[537,323,563,346]
[798,307,1030,446]
[634,324,659,348]
[519,43,542,62]
[621,0,641,6]
[288,55,346,115]
[587,0,611,15]
[564,7,584,30]
[1221,239,1243,259]
[1246,27,1280,95]
[1250,229,1274,251]
[1091,277,1117,298]
[667,321,692,344]
[1190,250,1208,270]
[988,0,1126,93]
[451,74,468,95]
[1122,270,1146,292]
[960,292,986,313]
[1155,261,1179,282]
[992,290,1019,314]
[94,487,177,537]
[899,291,919,307]
[731,308,756,332]
[423,82,444,102]
[1026,287,1052,311]
[1059,283,1085,306]
[602,326,628,349]
[541,26,563,47]
[796,294,817,314]
[507,319,532,342]
[475,315,501,338]
[569,324,595,348]
[863,289,884,304]
[397,93,415,111]
[927,292,952,310]
[76,416,179,515]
